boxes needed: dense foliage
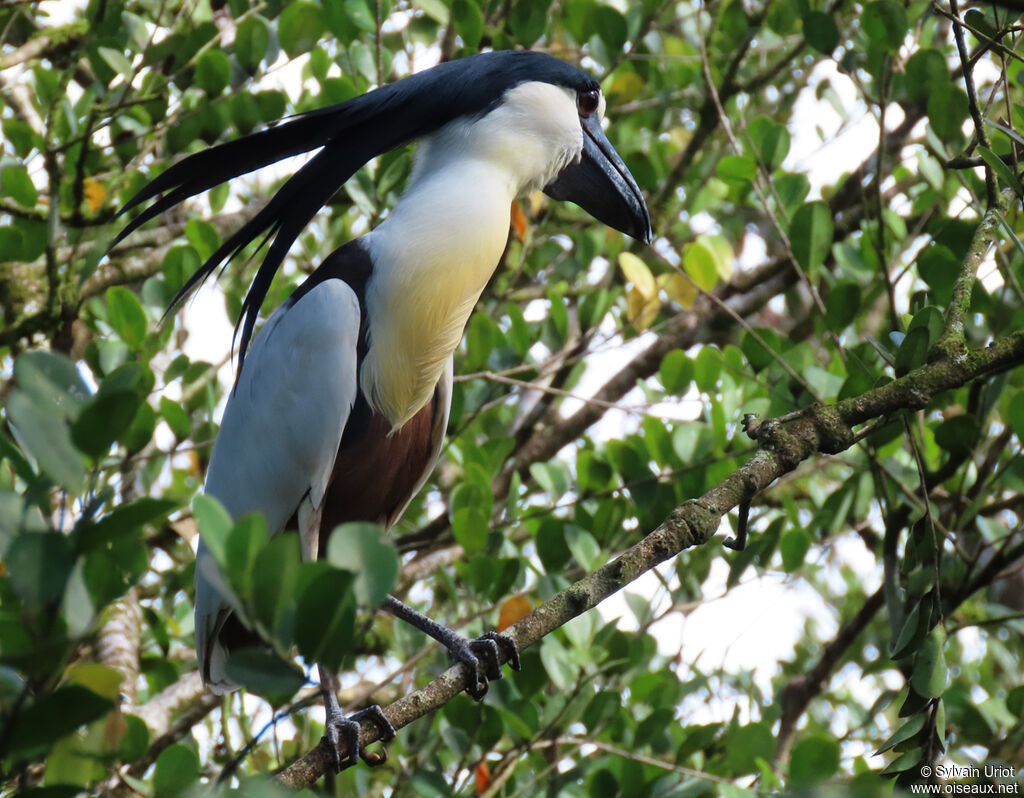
[1,0,1023,795]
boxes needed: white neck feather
[360,81,584,429]
[360,158,513,428]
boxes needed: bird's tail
[194,538,243,694]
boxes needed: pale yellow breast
[360,160,514,429]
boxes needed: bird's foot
[452,630,522,700]
[322,703,396,772]
[380,596,521,701]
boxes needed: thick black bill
[544,114,653,244]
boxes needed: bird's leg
[318,664,395,771]
[382,595,521,700]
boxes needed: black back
[115,51,599,372]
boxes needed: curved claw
[453,631,523,701]
[480,630,521,672]
[322,705,395,772]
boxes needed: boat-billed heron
[116,49,652,768]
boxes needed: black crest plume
[115,50,597,371]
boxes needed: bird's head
[115,50,653,361]
[415,66,652,245]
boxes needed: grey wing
[194,279,360,692]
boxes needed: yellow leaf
[683,240,718,292]
[608,72,645,103]
[618,251,657,301]
[83,177,106,213]
[64,663,124,700]
[527,190,545,216]
[668,126,691,150]
[497,595,532,632]
[510,199,528,241]
[627,286,661,329]
[698,233,735,281]
[658,272,697,310]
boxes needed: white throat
[359,81,585,429]
[360,157,513,428]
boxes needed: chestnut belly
[317,399,436,556]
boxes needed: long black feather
[115,50,599,373]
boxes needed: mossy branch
[275,328,1024,789]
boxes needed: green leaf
[591,5,626,52]
[824,283,861,331]
[659,350,694,394]
[789,201,834,276]
[195,49,231,95]
[880,747,922,775]
[222,513,268,600]
[3,118,38,158]
[928,84,969,143]
[15,350,90,419]
[934,414,979,457]
[1008,391,1024,443]
[70,390,139,459]
[890,601,923,658]
[98,46,133,78]
[895,325,930,376]
[294,569,356,671]
[693,347,721,392]
[278,2,325,58]
[716,154,758,186]
[451,505,489,554]
[223,648,305,699]
[105,287,148,348]
[1,165,38,206]
[539,636,575,690]
[77,498,178,550]
[802,11,839,54]
[765,0,799,35]
[779,528,810,572]
[907,306,944,348]
[452,0,484,47]
[789,735,840,785]
[7,532,74,608]
[251,534,302,644]
[724,722,775,773]
[184,219,220,262]
[153,744,199,796]
[192,495,234,567]
[977,146,1023,196]
[159,397,191,440]
[747,115,790,172]
[875,713,926,755]
[234,17,269,74]
[906,49,949,103]
[345,0,378,32]
[536,519,571,573]
[5,390,86,491]
[774,172,810,216]
[917,244,959,305]
[530,461,572,502]
[7,685,112,756]
[326,522,398,607]
[565,526,602,572]
[683,239,718,292]
[123,401,157,454]
[862,0,907,50]
[911,627,947,698]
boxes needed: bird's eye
[577,89,600,118]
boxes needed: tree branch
[931,187,1014,360]
[275,329,1024,788]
